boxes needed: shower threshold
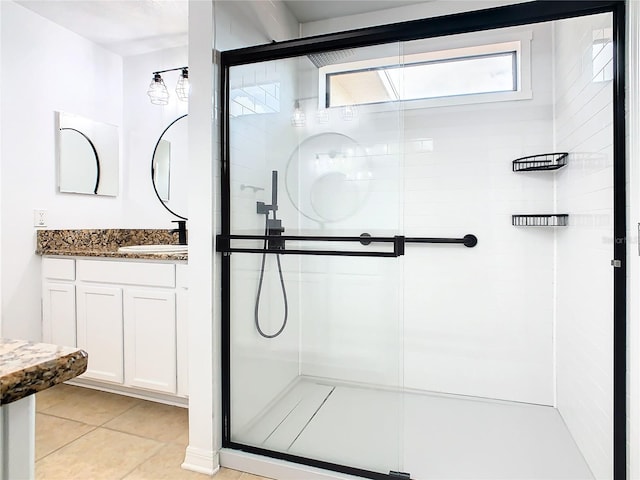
[230,377,594,480]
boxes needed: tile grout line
[100,397,147,426]
[35,422,98,466]
[117,437,167,480]
[35,395,158,477]
[36,410,106,426]
[35,388,221,480]
[100,423,188,445]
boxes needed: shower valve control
[267,218,285,250]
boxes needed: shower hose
[255,212,288,338]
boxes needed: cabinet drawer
[76,259,175,287]
[42,257,75,281]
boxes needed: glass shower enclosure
[218,2,626,479]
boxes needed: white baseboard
[219,448,364,480]
[182,446,219,476]
[66,379,188,407]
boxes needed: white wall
[183,0,299,473]
[183,1,216,474]
[553,13,615,480]
[0,1,123,341]
[0,0,4,336]
[300,0,528,38]
[123,46,189,225]
[0,1,194,342]
[214,0,299,51]
[292,18,556,405]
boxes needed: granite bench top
[36,229,187,261]
[0,339,88,405]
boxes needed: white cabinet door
[42,282,76,347]
[76,285,124,383]
[123,289,176,394]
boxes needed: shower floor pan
[234,377,593,480]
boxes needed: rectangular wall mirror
[56,111,119,196]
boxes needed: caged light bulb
[176,68,190,101]
[147,73,169,105]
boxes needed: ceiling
[16,0,427,56]
[16,0,189,57]
[283,0,427,23]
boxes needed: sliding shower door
[222,43,407,477]
[220,3,624,479]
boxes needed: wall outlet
[33,209,47,227]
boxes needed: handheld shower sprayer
[255,170,288,339]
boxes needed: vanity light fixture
[147,66,189,105]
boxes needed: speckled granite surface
[36,229,187,261]
[0,339,88,405]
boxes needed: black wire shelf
[512,153,568,172]
[512,214,569,227]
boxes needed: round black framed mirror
[151,114,188,220]
[59,127,101,195]
[285,132,372,225]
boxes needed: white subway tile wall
[554,12,615,479]
[223,8,618,477]
[228,23,559,419]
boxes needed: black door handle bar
[216,233,477,258]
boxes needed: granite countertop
[36,229,187,261]
[0,339,88,405]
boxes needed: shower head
[307,49,354,68]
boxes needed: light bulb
[147,73,169,105]
[176,68,190,101]
[291,101,306,127]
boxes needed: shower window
[320,34,532,110]
[327,50,516,105]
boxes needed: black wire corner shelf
[512,214,569,227]
[512,152,568,172]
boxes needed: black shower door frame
[218,1,627,479]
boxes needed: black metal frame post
[219,1,626,479]
[612,2,626,478]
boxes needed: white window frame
[318,30,533,112]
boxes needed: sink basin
[118,244,188,253]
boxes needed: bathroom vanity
[37,229,188,405]
[0,338,87,480]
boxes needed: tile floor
[35,383,271,480]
